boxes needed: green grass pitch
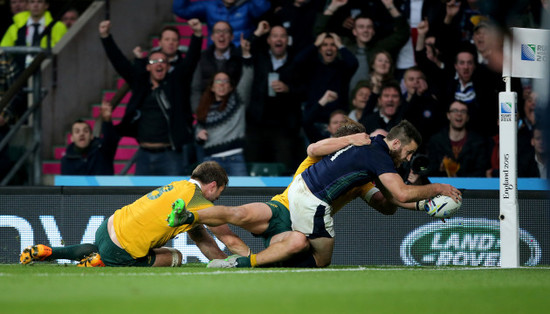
[1,264,549,313]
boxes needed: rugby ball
[423,195,462,218]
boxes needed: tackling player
[20,161,250,267]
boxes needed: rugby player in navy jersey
[284,120,461,266]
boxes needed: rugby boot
[207,255,252,268]
[167,199,195,227]
[20,244,52,264]
[77,253,106,267]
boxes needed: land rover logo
[400,218,541,266]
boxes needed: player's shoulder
[170,180,200,196]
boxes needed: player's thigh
[151,247,182,267]
[309,237,334,267]
[237,202,273,234]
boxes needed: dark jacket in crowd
[100,34,202,148]
[428,128,489,177]
[61,121,119,175]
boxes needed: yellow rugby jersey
[113,180,213,258]
[271,156,319,208]
[271,156,376,214]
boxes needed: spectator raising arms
[194,35,254,176]
[245,21,304,172]
[297,32,358,143]
[99,19,203,175]
[172,0,271,47]
[315,0,409,94]
[61,101,120,175]
[190,21,243,112]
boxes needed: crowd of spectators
[0,0,548,180]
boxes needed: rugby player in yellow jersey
[20,161,250,267]
[182,120,435,268]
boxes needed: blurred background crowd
[0,0,548,185]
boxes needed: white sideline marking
[2,266,550,277]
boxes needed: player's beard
[389,147,403,168]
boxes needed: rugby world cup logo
[500,102,512,114]
[521,44,536,61]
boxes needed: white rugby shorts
[288,174,334,238]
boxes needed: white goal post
[500,27,549,267]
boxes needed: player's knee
[286,232,309,254]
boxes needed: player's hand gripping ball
[420,195,462,218]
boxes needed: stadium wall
[0,187,548,266]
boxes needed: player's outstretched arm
[188,225,229,260]
[208,224,251,257]
[307,133,370,157]
[378,172,462,203]
[367,190,398,215]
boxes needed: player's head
[333,117,366,137]
[70,119,93,149]
[386,120,422,167]
[191,161,229,201]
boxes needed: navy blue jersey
[301,135,398,204]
